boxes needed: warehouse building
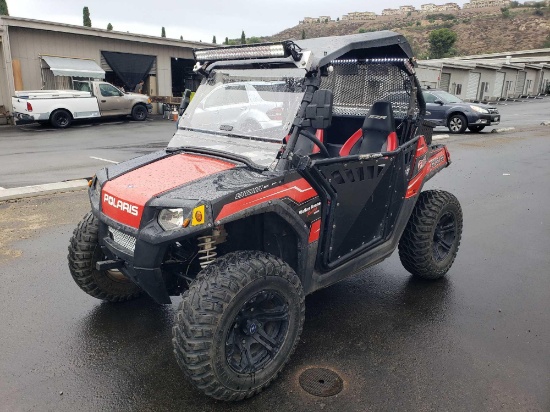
[416,50,550,101]
[0,16,207,118]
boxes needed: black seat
[340,101,397,156]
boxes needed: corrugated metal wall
[8,26,194,97]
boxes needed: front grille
[108,227,136,252]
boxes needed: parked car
[422,89,500,133]
[186,81,287,134]
[12,81,153,128]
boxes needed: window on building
[456,84,462,95]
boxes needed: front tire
[67,212,142,302]
[172,251,305,401]
[131,104,148,121]
[447,113,467,134]
[398,190,463,280]
[50,109,72,128]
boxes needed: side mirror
[305,89,333,129]
[434,100,444,105]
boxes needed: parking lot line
[89,156,119,164]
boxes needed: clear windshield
[433,90,463,104]
[169,68,306,167]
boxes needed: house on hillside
[463,0,511,8]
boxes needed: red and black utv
[68,31,463,401]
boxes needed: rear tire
[468,125,485,133]
[67,212,142,302]
[398,190,463,280]
[172,251,305,401]
[131,104,148,121]
[50,109,72,129]
[447,114,467,134]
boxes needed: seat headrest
[362,101,395,135]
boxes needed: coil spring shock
[197,235,217,269]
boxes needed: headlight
[158,208,185,231]
[470,105,488,114]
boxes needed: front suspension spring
[197,235,217,269]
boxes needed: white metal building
[0,16,208,116]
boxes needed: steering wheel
[298,130,330,158]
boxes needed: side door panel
[96,83,126,116]
[311,146,411,269]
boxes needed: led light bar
[195,44,286,62]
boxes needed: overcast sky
[9,0,470,42]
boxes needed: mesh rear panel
[320,62,415,118]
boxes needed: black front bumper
[97,220,172,304]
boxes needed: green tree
[428,28,457,58]
[248,36,261,43]
[225,37,229,45]
[0,0,9,16]
[358,28,366,33]
[212,35,216,44]
[301,29,306,39]
[180,35,183,40]
[83,6,91,27]
[107,23,113,31]
[240,30,246,44]
[501,7,510,18]
[336,17,340,21]
[161,27,166,37]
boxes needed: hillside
[263,6,550,58]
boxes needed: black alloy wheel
[225,290,290,374]
[172,251,305,401]
[432,211,457,262]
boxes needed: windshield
[433,90,463,104]
[169,68,306,167]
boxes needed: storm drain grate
[299,368,343,397]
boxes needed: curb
[0,179,89,202]
[491,127,516,133]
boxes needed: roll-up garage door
[440,73,451,92]
[515,71,527,97]
[466,72,481,100]
[494,72,505,99]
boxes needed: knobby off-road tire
[172,251,305,401]
[398,190,463,280]
[68,212,142,302]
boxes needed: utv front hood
[101,153,236,228]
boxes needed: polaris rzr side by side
[68,31,463,401]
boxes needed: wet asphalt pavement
[1,127,549,411]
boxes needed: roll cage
[193,31,427,171]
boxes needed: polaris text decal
[103,193,139,216]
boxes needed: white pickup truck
[12,81,153,128]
